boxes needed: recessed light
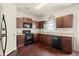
[35,3,47,10]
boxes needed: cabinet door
[35,21,45,29]
[40,34,46,44]
[45,35,52,46]
[39,21,43,28]
[36,34,41,42]
[23,17,28,23]
[28,18,32,23]
[36,34,46,44]
[36,34,52,46]
[17,35,25,48]
[35,22,40,28]
[16,18,23,28]
[61,37,72,53]
[56,17,63,28]
[23,18,32,24]
[63,14,73,28]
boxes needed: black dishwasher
[51,36,62,50]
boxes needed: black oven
[24,33,34,46]
[22,30,34,46]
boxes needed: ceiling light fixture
[35,3,47,10]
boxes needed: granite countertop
[37,32,74,37]
[17,32,74,37]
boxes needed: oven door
[24,33,34,46]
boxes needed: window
[45,16,56,32]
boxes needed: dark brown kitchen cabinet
[28,18,32,23]
[56,17,63,28]
[56,14,73,28]
[45,35,52,46]
[23,17,32,24]
[17,35,25,48]
[39,21,45,28]
[36,34,44,43]
[35,22,40,28]
[23,17,28,23]
[16,17,32,28]
[36,34,52,46]
[63,14,73,28]
[61,36,72,53]
[35,34,41,42]
[16,18,23,28]
[35,21,45,29]
[36,34,72,54]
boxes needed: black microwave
[23,22,32,28]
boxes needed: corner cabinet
[56,14,73,28]
[35,21,45,29]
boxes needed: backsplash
[16,28,39,35]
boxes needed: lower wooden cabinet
[17,34,72,53]
[61,37,72,53]
[36,34,52,46]
[17,35,25,48]
[36,34,72,53]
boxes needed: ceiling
[15,3,77,18]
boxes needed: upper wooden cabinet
[23,17,32,24]
[16,18,23,28]
[35,21,45,29]
[35,22,40,28]
[63,14,73,28]
[56,14,73,28]
[16,17,32,28]
[56,17,63,28]
[39,21,45,28]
